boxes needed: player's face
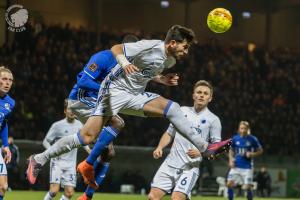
[0,71,13,95]
[167,40,190,60]
[65,108,76,121]
[238,124,248,136]
[193,85,212,108]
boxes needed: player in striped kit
[43,100,83,200]
[227,121,263,200]
[148,80,222,200]
[27,25,231,190]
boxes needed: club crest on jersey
[88,63,98,72]
[246,141,251,146]
[236,141,240,145]
[4,103,10,110]
[141,68,154,78]
[201,119,206,124]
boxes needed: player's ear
[168,40,177,47]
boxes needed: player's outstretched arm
[153,73,179,86]
[111,44,139,75]
[153,131,173,159]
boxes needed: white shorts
[93,87,159,117]
[227,167,253,186]
[67,99,95,123]
[49,160,76,187]
[151,161,199,199]
[0,154,7,176]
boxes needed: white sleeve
[123,40,158,58]
[210,117,222,143]
[43,123,57,148]
[166,123,176,138]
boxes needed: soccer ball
[207,8,232,33]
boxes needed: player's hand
[153,148,163,159]
[2,147,11,164]
[123,64,139,75]
[187,149,201,158]
[161,73,179,86]
[245,152,253,158]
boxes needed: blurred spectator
[256,167,271,197]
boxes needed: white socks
[35,133,84,165]
[165,101,208,152]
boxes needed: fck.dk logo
[5,4,28,32]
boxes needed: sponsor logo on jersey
[88,63,98,72]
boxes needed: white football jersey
[107,40,176,94]
[44,118,82,167]
[165,106,221,169]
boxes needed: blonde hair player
[0,66,15,200]
[148,80,222,200]
[227,121,263,200]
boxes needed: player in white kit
[27,25,231,188]
[43,100,83,200]
[148,80,222,200]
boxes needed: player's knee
[64,189,74,198]
[148,192,160,200]
[101,146,115,162]
[0,183,8,194]
[227,181,234,188]
[110,115,125,131]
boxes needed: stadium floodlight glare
[161,0,169,8]
[242,12,251,19]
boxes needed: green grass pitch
[3,191,299,200]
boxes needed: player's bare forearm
[111,44,124,57]
[228,149,234,162]
[248,148,263,158]
[157,132,172,150]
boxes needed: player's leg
[59,167,76,200]
[26,115,110,184]
[173,168,199,200]
[171,192,187,200]
[84,115,124,166]
[0,177,7,200]
[77,115,124,187]
[44,184,60,200]
[61,186,75,200]
[227,168,239,200]
[142,95,231,155]
[148,188,166,200]
[79,144,115,199]
[243,169,254,200]
[0,155,8,200]
[148,161,174,200]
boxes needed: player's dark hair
[122,34,139,43]
[193,80,213,96]
[165,25,196,45]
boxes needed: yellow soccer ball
[207,8,232,33]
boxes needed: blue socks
[86,126,118,165]
[0,195,3,200]
[228,188,234,200]
[247,190,253,200]
[85,160,110,198]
